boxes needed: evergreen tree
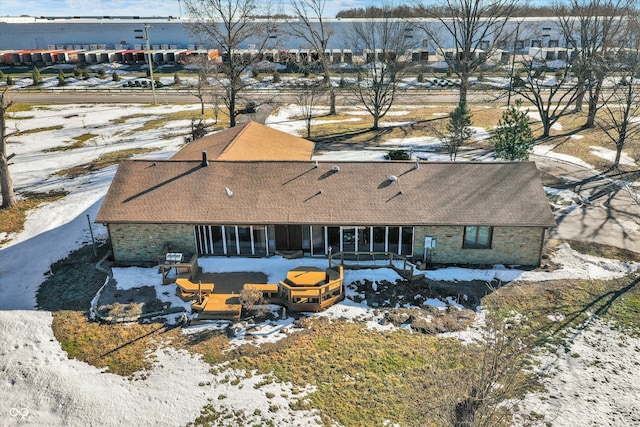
[173,72,181,85]
[445,100,474,161]
[492,100,535,161]
[112,71,120,82]
[32,67,42,85]
[57,70,66,86]
[6,76,13,86]
[0,70,4,80]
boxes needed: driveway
[534,155,640,255]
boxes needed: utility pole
[137,24,157,104]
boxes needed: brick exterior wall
[107,222,545,266]
[108,223,196,263]
[413,226,545,266]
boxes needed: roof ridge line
[220,121,252,155]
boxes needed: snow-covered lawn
[1,101,639,426]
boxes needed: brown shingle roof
[171,121,315,161]
[96,160,556,227]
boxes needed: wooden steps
[192,294,242,321]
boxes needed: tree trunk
[459,75,469,104]
[0,98,17,209]
[542,120,551,138]
[614,145,622,168]
[574,85,585,113]
[229,93,236,128]
[584,81,603,129]
[372,113,379,130]
[0,154,16,209]
[329,90,336,115]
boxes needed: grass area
[7,103,35,113]
[485,273,640,338]
[46,132,98,152]
[565,239,640,263]
[14,124,64,136]
[0,190,68,241]
[52,311,182,375]
[53,147,160,178]
[113,109,230,136]
[37,243,109,312]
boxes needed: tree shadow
[546,276,640,340]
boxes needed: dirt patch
[97,279,166,320]
[350,276,496,310]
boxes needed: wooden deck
[191,294,242,321]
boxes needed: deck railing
[328,251,421,280]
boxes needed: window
[531,39,542,48]
[373,227,386,252]
[548,40,559,48]
[463,226,493,249]
[401,227,414,255]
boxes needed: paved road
[10,89,497,105]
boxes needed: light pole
[138,23,157,104]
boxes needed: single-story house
[96,154,556,266]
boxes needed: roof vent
[201,151,209,167]
[332,165,340,172]
[414,160,420,169]
[389,175,398,182]
[225,187,233,197]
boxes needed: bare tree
[511,58,581,138]
[556,0,632,128]
[184,53,214,115]
[346,5,417,130]
[414,0,517,103]
[295,80,327,138]
[596,15,640,169]
[424,313,539,427]
[184,0,279,127]
[0,88,16,209]
[288,0,337,114]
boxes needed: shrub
[303,68,310,78]
[97,68,106,77]
[339,76,347,88]
[154,79,163,88]
[0,70,4,80]
[252,67,260,78]
[417,72,424,83]
[73,67,81,77]
[81,69,90,80]
[492,100,535,161]
[6,76,14,85]
[31,67,42,85]
[386,149,411,160]
[272,70,281,83]
[112,72,120,82]
[57,70,66,86]
[173,72,180,85]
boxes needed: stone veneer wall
[413,226,545,266]
[108,223,196,263]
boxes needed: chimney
[201,151,208,167]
